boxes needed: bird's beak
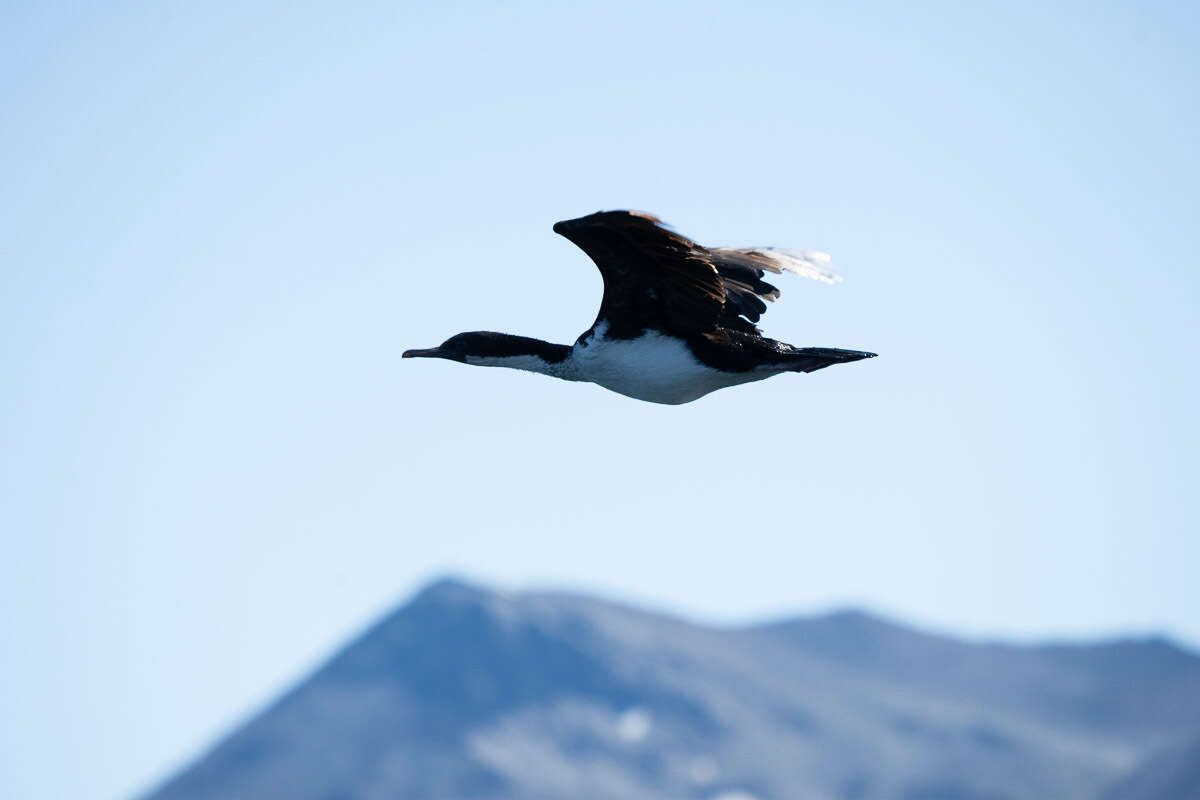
[402,347,443,359]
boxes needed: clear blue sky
[2,2,1197,798]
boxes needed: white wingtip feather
[758,248,841,284]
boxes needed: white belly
[568,328,776,405]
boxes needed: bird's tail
[780,347,877,373]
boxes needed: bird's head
[401,332,489,362]
[403,331,567,365]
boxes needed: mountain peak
[145,580,1200,800]
[410,575,492,606]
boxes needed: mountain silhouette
[145,578,1200,800]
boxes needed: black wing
[553,211,724,338]
[554,211,836,338]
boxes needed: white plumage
[465,322,781,405]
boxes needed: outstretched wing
[553,210,837,338]
[553,211,725,338]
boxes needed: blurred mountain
[1097,732,1200,800]
[144,578,1200,800]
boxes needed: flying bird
[404,211,875,404]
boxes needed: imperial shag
[403,211,875,405]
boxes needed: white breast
[568,324,777,405]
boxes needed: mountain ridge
[145,577,1200,800]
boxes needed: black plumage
[554,210,872,373]
[404,210,875,404]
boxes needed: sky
[1,1,1198,798]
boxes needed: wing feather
[553,211,724,338]
[554,211,837,337]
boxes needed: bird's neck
[463,335,579,381]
